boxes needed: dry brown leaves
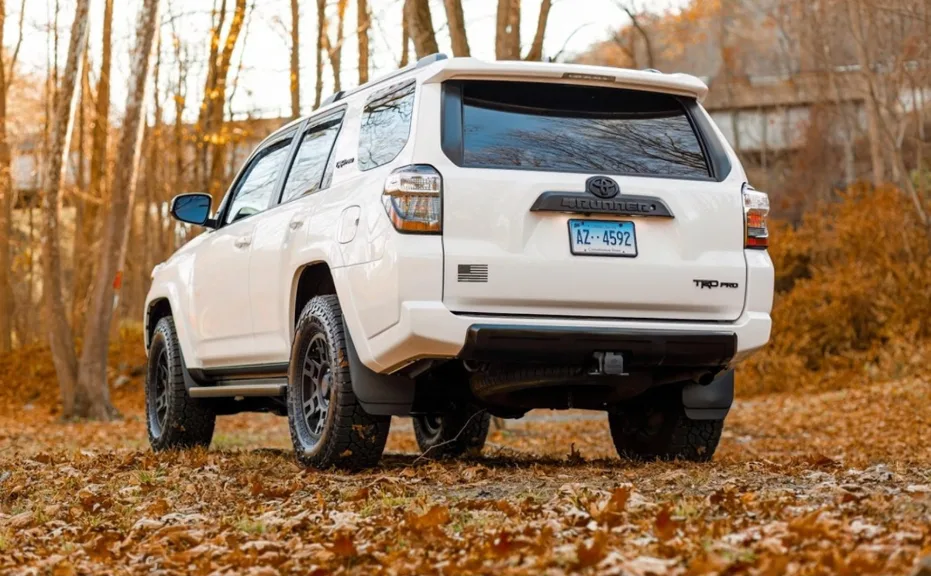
[1,373,929,575]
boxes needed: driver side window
[225,141,291,225]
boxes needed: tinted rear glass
[460,81,710,178]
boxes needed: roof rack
[320,53,448,106]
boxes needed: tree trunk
[400,15,410,67]
[42,0,91,418]
[0,0,26,353]
[358,0,369,83]
[314,0,325,108]
[76,0,161,421]
[404,0,438,59]
[72,0,113,331]
[523,0,551,61]
[290,0,300,117]
[0,0,12,354]
[443,0,470,57]
[846,0,885,185]
[495,0,521,60]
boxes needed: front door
[191,139,293,366]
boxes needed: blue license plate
[568,220,637,257]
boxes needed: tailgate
[438,79,746,322]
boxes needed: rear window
[457,81,710,178]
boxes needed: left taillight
[382,165,442,234]
[742,184,769,249]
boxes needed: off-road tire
[288,295,391,470]
[608,390,723,462]
[412,405,491,458]
[146,317,216,451]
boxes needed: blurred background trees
[0,0,926,419]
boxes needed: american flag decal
[457,264,488,283]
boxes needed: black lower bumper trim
[459,324,736,368]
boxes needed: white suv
[144,54,774,469]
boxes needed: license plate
[568,219,637,257]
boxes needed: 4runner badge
[693,279,740,289]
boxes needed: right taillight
[382,165,442,234]
[742,184,769,249]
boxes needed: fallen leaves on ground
[1,374,930,575]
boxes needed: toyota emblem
[586,176,620,199]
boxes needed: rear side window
[358,80,415,171]
[452,81,710,178]
[280,113,344,202]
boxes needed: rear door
[439,80,746,321]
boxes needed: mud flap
[682,369,734,420]
[344,326,415,416]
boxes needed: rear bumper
[344,298,771,373]
[459,325,736,367]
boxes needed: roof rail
[320,53,449,106]
[320,90,344,106]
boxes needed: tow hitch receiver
[593,352,627,375]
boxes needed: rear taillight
[382,165,442,234]
[742,184,769,249]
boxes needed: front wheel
[608,389,723,462]
[145,317,216,451]
[413,405,490,458]
[287,295,390,470]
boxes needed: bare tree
[358,0,370,83]
[323,0,348,92]
[72,0,114,330]
[846,0,885,186]
[612,0,653,68]
[443,0,470,57]
[75,0,162,420]
[41,0,91,418]
[524,0,552,61]
[0,0,26,353]
[290,0,300,117]
[404,0,438,58]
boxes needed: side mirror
[170,193,216,228]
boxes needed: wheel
[146,317,216,451]
[287,295,390,470]
[608,388,723,462]
[413,404,491,458]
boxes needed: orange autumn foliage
[739,185,931,396]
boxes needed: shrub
[738,185,931,396]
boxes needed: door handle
[234,235,252,249]
[289,219,304,230]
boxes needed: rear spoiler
[420,57,709,103]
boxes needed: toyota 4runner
[144,54,774,469]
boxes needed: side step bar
[188,379,287,398]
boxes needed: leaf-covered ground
[1,373,930,575]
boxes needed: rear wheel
[287,295,390,470]
[413,405,490,458]
[146,317,215,451]
[608,388,723,462]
